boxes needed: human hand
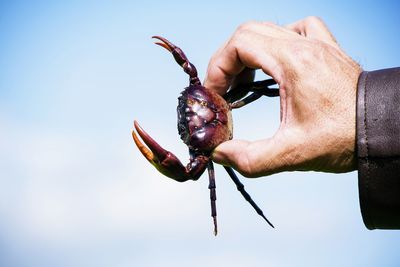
[204,16,362,177]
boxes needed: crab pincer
[132,120,209,182]
[152,36,200,85]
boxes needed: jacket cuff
[356,68,400,229]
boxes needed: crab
[132,36,279,235]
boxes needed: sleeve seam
[363,71,375,229]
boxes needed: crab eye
[200,100,208,107]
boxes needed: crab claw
[132,120,208,182]
[152,36,177,53]
[152,36,185,62]
[152,36,200,85]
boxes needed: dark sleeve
[356,67,400,229]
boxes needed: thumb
[211,133,299,177]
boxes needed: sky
[0,1,399,267]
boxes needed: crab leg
[224,79,279,109]
[224,166,274,228]
[207,161,218,235]
[230,92,264,109]
[132,120,209,182]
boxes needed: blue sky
[0,1,399,267]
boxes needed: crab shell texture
[177,84,233,153]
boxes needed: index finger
[204,22,285,95]
[203,40,247,96]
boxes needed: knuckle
[261,21,276,28]
[208,53,219,65]
[235,147,258,178]
[236,20,260,33]
[231,20,276,49]
[305,15,324,26]
[229,31,245,50]
[231,21,260,48]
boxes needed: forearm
[357,67,400,229]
